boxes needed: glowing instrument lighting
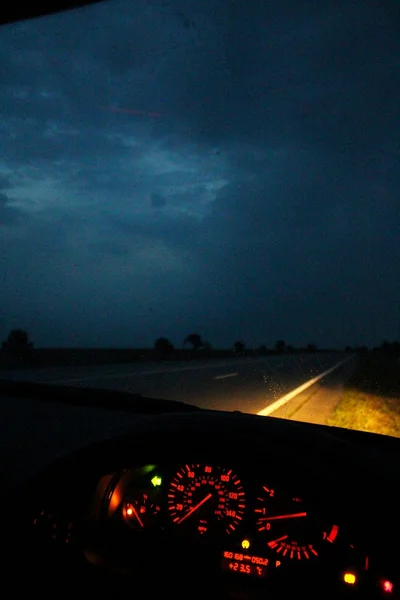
[125,503,144,527]
[343,573,356,585]
[381,580,394,594]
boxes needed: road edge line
[257,356,353,417]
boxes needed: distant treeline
[3,328,397,370]
[0,346,344,369]
[0,329,342,369]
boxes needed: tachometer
[168,464,246,535]
[254,485,339,560]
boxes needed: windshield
[1,0,399,437]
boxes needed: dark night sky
[0,0,399,349]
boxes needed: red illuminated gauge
[122,492,161,530]
[168,464,246,535]
[254,485,339,560]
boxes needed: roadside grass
[328,352,400,437]
[328,389,400,437]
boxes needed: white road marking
[44,360,246,384]
[214,372,238,380]
[257,356,353,417]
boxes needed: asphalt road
[0,352,351,414]
[0,352,356,487]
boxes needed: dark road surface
[1,352,351,414]
[0,352,356,487]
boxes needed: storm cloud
[0,0,399,349]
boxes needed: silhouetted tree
[183,333,203,351]
[234,340,245,355]
[200,340,213,357]
[287,344,295,353]
[307,343,317,353]
[258,345,268,356]
[345,345,353,352]
[1,329,34,363]
[275,340,287,354]
[154,337,175,360]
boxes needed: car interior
[1,378,399,599]
[1,2,399,599]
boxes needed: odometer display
[168,464,245,535]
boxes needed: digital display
[221,551,268,578]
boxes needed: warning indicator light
[381,580,394,594]
[344,573,356,585]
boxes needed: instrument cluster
[100,461,364,580]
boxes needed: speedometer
[168,464,246,535]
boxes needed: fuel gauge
[123,492,161,530]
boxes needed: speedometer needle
[177,493,212,524]
[259,512,307,521]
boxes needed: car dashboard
[89,461,366,588]
[3,410,399,599]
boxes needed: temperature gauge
[123,492,161,530]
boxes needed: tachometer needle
[259,512,307,521]
[177,493,212,524]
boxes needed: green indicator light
[142,465,157,474]
[151,475,162,487]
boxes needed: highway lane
[0,352,349,414]
[0,352,355,487]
